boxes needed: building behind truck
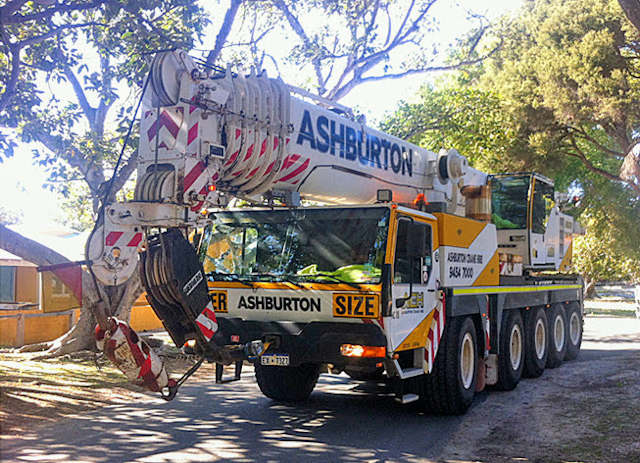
[87,50,584,413]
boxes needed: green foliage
[0,0,209,229]
[574,215,640,284]
[381,86,521,173]
[477,0,640,189]
[382,0,640,282]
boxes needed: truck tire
[565,302,582,361]
[546,304,567,369]
[497,309,524,390]
[254,363,320,402]
[421,316,477,415]
[523,306,548,378]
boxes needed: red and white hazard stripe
[276,152,310,185]
[105,231,143,248]
[195,301,219,342]
[425,299,446,373]
[145,107,183,150]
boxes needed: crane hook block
[140,229,220,354]
[95,317,176,394]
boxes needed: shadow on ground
[2,373,471,462]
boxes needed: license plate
[261,354,290,366]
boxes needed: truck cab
[490,173,576,272]
[196,203,497,388]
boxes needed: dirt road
[1,316,639,463]
[437,316,640,463]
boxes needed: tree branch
[95,53,112,138]
[567,126,625,159]
[618,0,640,34]
[31,129,103,194]
[567,135,640,196]
[107,149,138,200]
[63,64,96,128]
[0,224,84,302]
[206,0,243,66]
[0,224,69,266]
[0,43,21,113]
[329,39,498,101]
[1,0,106,25]
[272,0,326,94]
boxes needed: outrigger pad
[141,229,214,349]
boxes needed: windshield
[198,207,390,284]
[490,175,530,229]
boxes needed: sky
[0,0,523,257]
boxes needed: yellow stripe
[395,310,436,352]
[208,281,381,291]
[452,284,581,296]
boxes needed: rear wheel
[497,310,524,390]
[523,306,548,378]
[420,316,478,415]
[546,305,567,369]
[255,363,320,402]
[565,302,583,360]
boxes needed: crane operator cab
[489,172,576,273]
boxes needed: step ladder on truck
[85,50,584,413]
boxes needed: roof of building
[0,225,88,265]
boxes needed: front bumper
[212,318,387,367]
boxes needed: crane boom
[87,50,473,287]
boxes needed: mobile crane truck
[87,50,583,414]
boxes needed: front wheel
[255,362,320,402]
[420,316,478,415]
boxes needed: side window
[531,179,555,234]
[422,225,433,284]
[0,266,16,302]
[394,220,432,284]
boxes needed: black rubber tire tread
[497,309,525,391]
[523,306,548,378]
[564,302,583,361]
[344,367,385,381]
[420,316,478,415]
[255,363,320,402]
[546,304,568,369]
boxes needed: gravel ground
[434,316,640,463]
[2,316,639,463]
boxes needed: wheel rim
[569,311,581,345]
[509,323,523,371]
[460,332,475,390]
[534,317,546,360]
[554,314,565,352]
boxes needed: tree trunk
[618,0,640,34]
[584,279,597,299]
[21,269,143,357]
[0,224,142,357]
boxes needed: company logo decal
[238,295,321,312]
[296,109,413,176]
